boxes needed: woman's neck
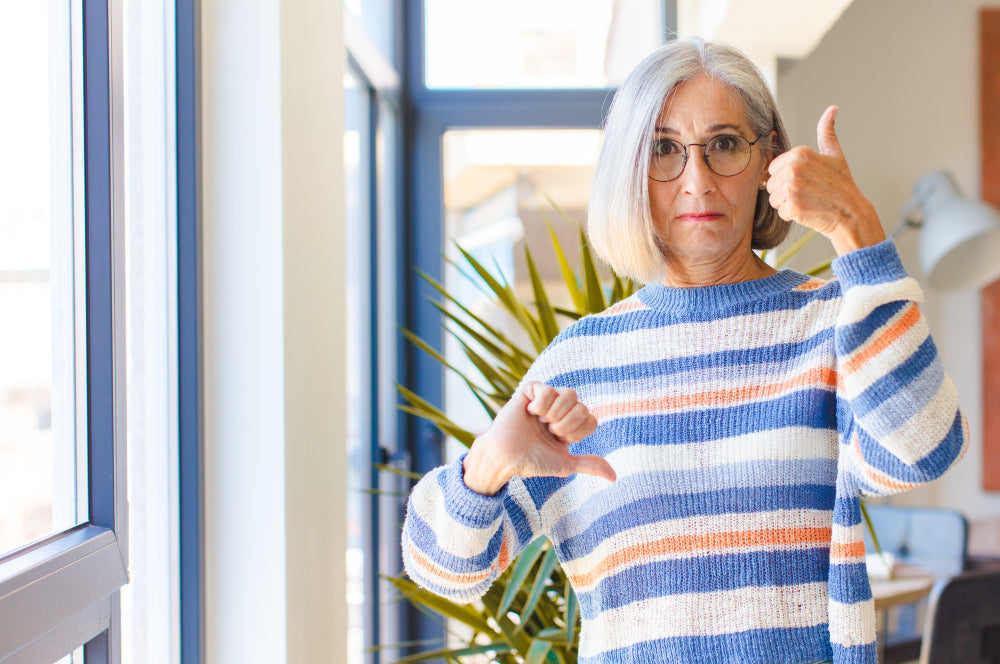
[658,250,777,288]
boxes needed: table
[870,563,935,611]
[869,563,935,663]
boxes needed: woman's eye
[653,139,682,156]
[710,135,741,152]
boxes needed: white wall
[777,0,1000,527]
[201,0,347,661]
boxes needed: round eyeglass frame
[648,134,763,183]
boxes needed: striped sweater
[402,239,968,664]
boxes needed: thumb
[570,454,617,483]
[816,105,843,158]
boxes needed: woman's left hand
[766,105,886,255]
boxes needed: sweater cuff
[831,238,908,291]
[436,454,508,528]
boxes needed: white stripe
[839,305,929,396]
[836,277,924,326]
[538,427,838,535]
[858,376,959,466]
[827,597,877,647]
[578,582,830,657]
[526,298,841,385]
[408,467,503,559]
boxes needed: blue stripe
[547,328,835,389]
[556,484,836,561]
[548,458,836,542]
[856,357,943,437]
[830,640,878,664]
[554,284,841,340]
[503,494,535,549]
[521,475,569,515]
[827,562,872,604]
[401,550,496,600]
[579,624,832,664]
[577,548,830,616]
[835,299,909,356]
[436,460,507,529]
[833,239,906,289]
[587,389,837,451]
[854,412,964,486]
[848,336,938,419]
[832,494,862,528]
[404,510,506,573]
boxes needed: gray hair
[587,37,791,285]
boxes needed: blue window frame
[0,0,129,661]
[176,0,204,662]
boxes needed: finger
[570,454,617,483]
[816,105,843,158]
[548,402,595,442]
[545,387,580,422]
[524,382,558,421]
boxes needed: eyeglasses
[648,134,763,182]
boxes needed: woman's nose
[679,147,716,195]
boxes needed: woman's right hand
[461,381,616,496]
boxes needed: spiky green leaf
[517,547,559,631]
[384,574,496,635]
[525,246,561,343]
[545,219,586,312]
[498,538,548,618]
[578,228,606,313]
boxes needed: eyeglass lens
[649,134,753,182]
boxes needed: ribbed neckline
[636,269,810,314]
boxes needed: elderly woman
[401,38,968,664]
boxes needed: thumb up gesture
[765,105,886,256]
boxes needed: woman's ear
[761,129,779,170]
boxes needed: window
[0,1,130,662]
[345,4,403,663]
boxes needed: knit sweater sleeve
[399,347,567,603]
[400,458,545,603]
[832,239,969,497]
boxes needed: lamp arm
[890,196,925,240]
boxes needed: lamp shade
[912,170,1000,289]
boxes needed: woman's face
[648,75,771,269]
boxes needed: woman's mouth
[677,212,724,221]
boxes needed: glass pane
[425,0,664,89]
[344,0,395,64]
[0,1,86,556]
[52,646,84,663]
[375,101,402,663]
[441,129,603,462]
[344,70,371,664]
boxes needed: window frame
[345,4,406,663]
[175,0,203,661]
[0,0,129,662]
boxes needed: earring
[759,180,768,190]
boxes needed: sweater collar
[636,269,808,314]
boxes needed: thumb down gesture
[765,105,886,256]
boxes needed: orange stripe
[407,542,492,585]
[829,540,866,560]
[599,299,646,317]
[568,527,832,588]
[795,279,825,292]
[850,432,916,493]
[842,303,921,375]
[591,365,836,419]
[497,537,510,572]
